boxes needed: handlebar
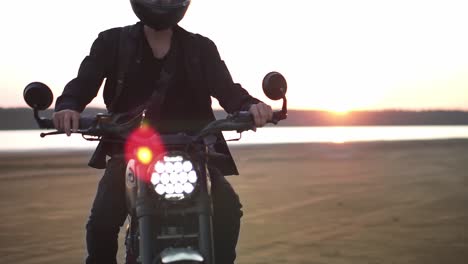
[38,117,96,130]
[36,109,287,140]
[37,116,100,137]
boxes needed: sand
[0,140,467,264]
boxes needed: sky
[1,0,468,112]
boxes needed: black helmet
[130,0,190,30]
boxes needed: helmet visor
[141,0,190,8]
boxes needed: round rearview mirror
[23,82,53,110]
[262,72,287,101]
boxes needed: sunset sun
[331,108,350,115]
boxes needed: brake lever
[225,132,243,142]
[40,131,65,138]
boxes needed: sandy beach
[0,140,467,264]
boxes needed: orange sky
[1,0,467,112]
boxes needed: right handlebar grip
[270,111,287,124]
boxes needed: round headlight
[183,182,195,194]
[164,162,174,173]
[160,173,170,184]
[155,161,165,173]
[166,184,175,194]
[179,172,188,183]
[174,183,184,194]
[188,171,197,183]
[151,173,160,185]
[155,184,166,195]
[174,161,183,173]
[149,152,199,201]
[169,173,179,184]
[182,161,193,172]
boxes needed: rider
[52,0,273,263]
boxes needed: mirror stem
[273,96,288,122]
[282,96,288,116]
[33,109,51,129]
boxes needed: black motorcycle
[23,72,288,264]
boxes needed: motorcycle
[23,72,288,264]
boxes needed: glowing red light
[136,146,153,165]
[124,125,165,182]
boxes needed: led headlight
[150,153,198,201]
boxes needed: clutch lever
[39,128,97,138]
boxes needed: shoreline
[1,137,467,155]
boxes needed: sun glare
[331,108,350,115]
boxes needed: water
[1,126,468,152]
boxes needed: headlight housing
[149,152,198,201]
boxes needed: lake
[2,126,468,152]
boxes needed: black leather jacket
[55,22,260,175]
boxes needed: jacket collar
[129,22,191,39]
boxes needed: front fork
[135,165,156,264]
[197,165,215,264]
[134,163,215,264]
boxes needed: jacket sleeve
[55,30,116,112]
[202,38,261,114]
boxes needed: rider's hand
[249,102,273,129]
[52,109,80,136]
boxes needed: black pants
[85,158,243,264]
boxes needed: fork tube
[136,165,155,264]
[198,163,214,264]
